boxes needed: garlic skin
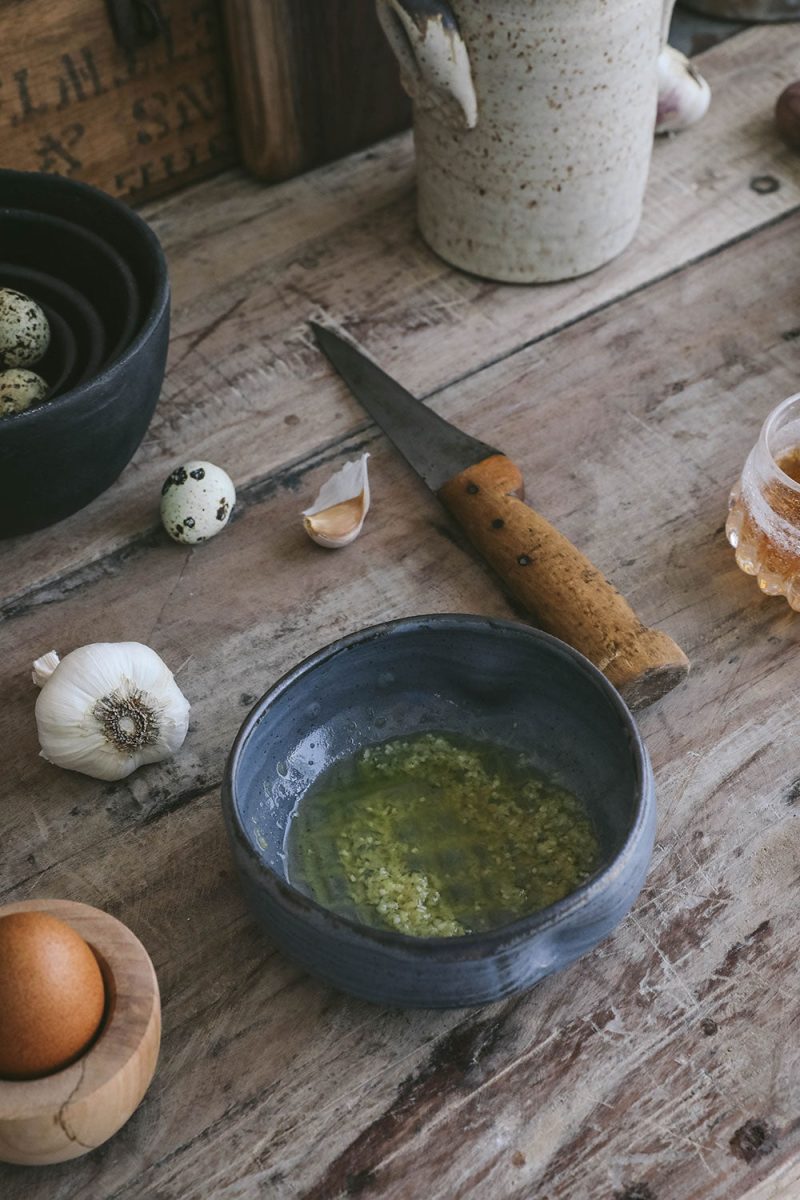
[303,453,371,549]
[33,643,190,781]
[656,46,711,135]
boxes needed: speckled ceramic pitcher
[376,0,676,282]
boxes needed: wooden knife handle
[437,455,689,709]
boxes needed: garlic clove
[303,453,370,549]
[656,46,711,135]
[305,496,366,546]
[32,642,190,781]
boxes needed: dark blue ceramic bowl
[222,615,656,1008]
[0,170,169,536]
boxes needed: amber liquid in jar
[727,446,800,609]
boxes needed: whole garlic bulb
[656,46,711,135]
[33,643,190,781]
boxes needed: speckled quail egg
[0,368,48,418]
[160,460,236,545]
[0,288,51,369]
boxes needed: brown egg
[0,911,106,1080]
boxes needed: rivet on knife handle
[437,454,690,710]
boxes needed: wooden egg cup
[0,899,160,1166]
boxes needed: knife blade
[311,321,499,491]
[311,321,689,709]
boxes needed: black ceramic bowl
[223,615,656,1008]
[0,170,169,537]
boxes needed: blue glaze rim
[223,614,653,961]
[0,168,170,424]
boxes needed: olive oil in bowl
[287,732,599,938]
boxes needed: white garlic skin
[656,46,711,134]
[0,368,48,417]
[160,460,236,545]
[34,643,190,781]
[0,288,50,369]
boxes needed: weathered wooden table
[3,25,800,1200]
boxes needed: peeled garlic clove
[303,453,370,549]
[656,46,711,135]
[32,642,190,781]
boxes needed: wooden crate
[0,0,236,203]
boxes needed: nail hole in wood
[614,1184,656,1200]
[730,1119,777,1163]
[750,175,779,194]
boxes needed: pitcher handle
[375,0,478,130]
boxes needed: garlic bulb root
[303,453,371,549]
[656,46,711,135]
[33,642,191,781]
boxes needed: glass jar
[726,392,800,610]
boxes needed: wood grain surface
[223,0,411,182]
[1,23,800,1200]
[0,0,235,202]
[3,23,799,608]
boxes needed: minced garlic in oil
[287,733,599,938]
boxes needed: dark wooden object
[223,0,411,181]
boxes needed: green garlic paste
[288,733,600,938]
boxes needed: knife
[310,322,689,709]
